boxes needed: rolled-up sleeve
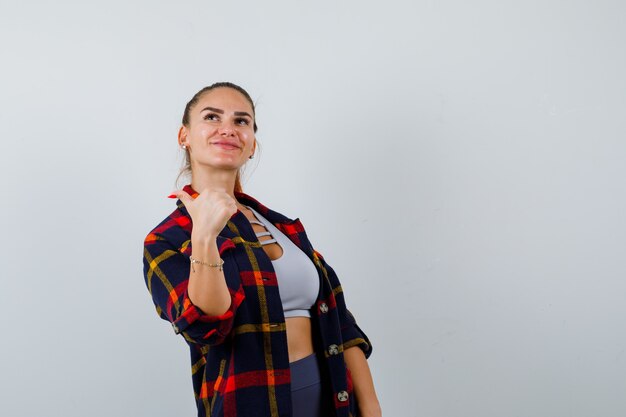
[313,250,373,358]
[143,235,244,346]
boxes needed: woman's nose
[218,124,236,136]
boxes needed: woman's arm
[344,346,382,417]
[143,234,244,346]
[187,234,231,316]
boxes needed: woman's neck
[190,168,238,201]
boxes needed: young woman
[143,82,381,417]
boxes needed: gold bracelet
[189,257,224,273]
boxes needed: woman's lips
[212,142,240,150]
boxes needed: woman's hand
[170,188,238,240]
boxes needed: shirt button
[320,303,329,313]
[337,390,349,402]
[328,344,339,355]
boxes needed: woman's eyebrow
[200,107,252,119]
[200,106,224,114]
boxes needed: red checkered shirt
[143,184,372,417]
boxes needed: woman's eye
[235,118,250,126]
[204,113,219,121]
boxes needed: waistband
[289,353,321,391]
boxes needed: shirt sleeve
[313,249,373,358]
[143,234,244,346]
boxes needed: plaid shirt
[143,184,372,417]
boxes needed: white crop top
[246,206,320,318]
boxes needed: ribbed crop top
[246,206,320,318]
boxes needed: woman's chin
[196,158,245,172]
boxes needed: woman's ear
[177,125,188,147]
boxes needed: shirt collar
[181,184,296,225]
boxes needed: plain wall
[1,1,625,416]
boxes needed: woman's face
[180,87,256,174]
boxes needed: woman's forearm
[344,346,382,417]
[187,234,231,316]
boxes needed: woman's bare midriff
[286,316,315,363]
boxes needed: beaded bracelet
[189,256,224,273]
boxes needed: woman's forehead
[195,87,254,114]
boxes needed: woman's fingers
[168,190,193,206]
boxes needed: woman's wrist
[191,233,223,267]
[358,399,382,417]
[191,232,218,249]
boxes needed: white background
[1,1,625,416]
